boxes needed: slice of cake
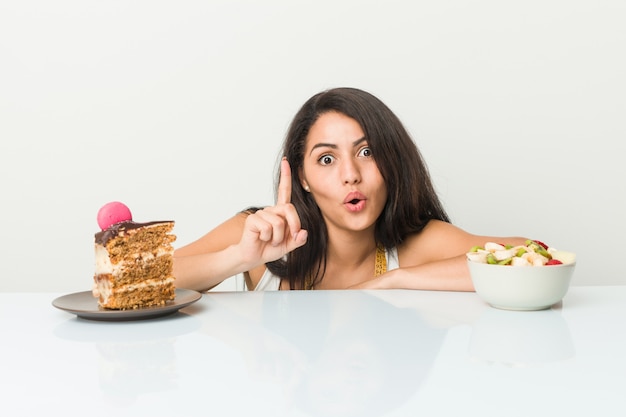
[93,202,176,310]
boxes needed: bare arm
[173,213,251,292]
[359,255,477,291]
[173,158,308,292]
[352,220,528,291]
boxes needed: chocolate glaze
[94,220,174,245]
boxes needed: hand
[238,158,308,268]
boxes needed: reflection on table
[200,291,446,416]
[1,286,625,417]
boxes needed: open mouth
[344,195,366,212]
[344,191,366,211]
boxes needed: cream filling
[95,245,173,275]
[94,244,174,305]
[97,277,175,305]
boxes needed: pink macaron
[97,201,133,230]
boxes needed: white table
[1,286,625,417]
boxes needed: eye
[358,147,372,158]
[318,154,335,166]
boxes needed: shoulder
[397,220,478,266]
[406,219,474,245]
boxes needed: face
[300,112,387,237]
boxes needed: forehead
[305,112,364,149]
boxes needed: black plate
[52,288,202,321]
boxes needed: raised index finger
[277,157,292,205]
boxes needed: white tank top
[232,247,400,291]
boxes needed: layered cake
[93,202,176,309]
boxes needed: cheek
[370,169,386,192]
[303,164,334,192]
[311,187,335,204]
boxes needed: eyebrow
[309,136,367,155]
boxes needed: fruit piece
[526,240,541,251]
[551,250,576,265]
[523,251,549,266]
[526,240,552,259]
[97,201,132,230]
[486,253,498,264]
[511,256,531,266]
[494,248,517,261]
[485,242,506,251]
[534,240,549,250]
[536,247,552,260]
[466,251,487,263]
[546,259,563,265]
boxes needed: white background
[1,0,624,292]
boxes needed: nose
[342,159,361,185]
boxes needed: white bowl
[468,260,576,311]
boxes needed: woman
[174,87,527,291]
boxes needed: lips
[344,191,367,212]
[344,191,366,204]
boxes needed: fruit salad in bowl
[467,240,576,311]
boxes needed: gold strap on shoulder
[374,243,387,277]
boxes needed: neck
[326,231,377,267]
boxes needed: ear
[299,167,310,192]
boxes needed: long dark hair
[265,87,449,289]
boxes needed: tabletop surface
[1,286,625,417]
